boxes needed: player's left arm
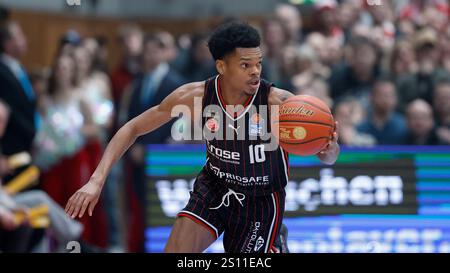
[269,87,340,165]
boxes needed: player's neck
[219,76,251,106]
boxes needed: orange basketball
[273,95,334,156]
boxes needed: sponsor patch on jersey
[249,113,264,136]
[206,118,219,133]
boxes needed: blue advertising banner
[145,145,450,253]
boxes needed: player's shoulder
[268,86,295,106]
[160,81,205,110]
[173,81,205,100]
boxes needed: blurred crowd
[267,0,450,147]
[1,0,450,252]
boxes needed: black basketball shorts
[177,168,285,253]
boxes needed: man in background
[0,21,37,183]
[125,33,185,252]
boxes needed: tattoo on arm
[281,92,291,102]
[279,89,294,102]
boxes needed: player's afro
[207,21,261,60]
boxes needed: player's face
[221,47,263,96]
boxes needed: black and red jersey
[202,75,289,196]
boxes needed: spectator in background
[389,40,418,81]
[399,0,449,29]
[421,2,449,32]
[360,1,396,53]
[111,24,143,129]
[277,45,299,91]
[109,24,143,253]
[0,100,11,170]
[302,32,342,68]
[57,29,81,58]
[405,99,439,145]
[433,80,450,144]
[296,77,333,109]
[396,18,416,40]
[329,36,381,108]
[0,97,36,253]
[0,5,10,24]
[73,46,112,239]
[1,186,84,252]
[29,68,50,116]
[0,204,36,253]
[72,48,114,240]
[74,44,113,141]
[177,32,216,82]
[261,17,288,85]
[278,43,327,92]
[438,28,450,74]
[83,36,109,74]
[274,3,303,45]
[396,27,450,112]
[305,32,328,61]
[333,97,376,147]
[157,31,179,67]
[78,38,122,252]
[433,80,450,125]
[290,43,331,91]
[35,53,107,250]
[0,99,79,253]
[0,21,37,184]
[289,44,319,92]
[357,78,408,144]
[312,0,344,46]
[337,0,363,42]
[125,33,185,252]
[73,42,113,172]
[128,33,185,144]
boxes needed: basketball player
[65,22,340,253]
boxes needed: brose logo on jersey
[207,143,240,161]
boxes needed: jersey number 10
[249,144,266,164]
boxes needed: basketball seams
[283,98,331,115]
[279,136,331,145]
[274,120,334,128]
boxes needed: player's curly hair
[207,21,261,60]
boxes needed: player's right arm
[65,81,205,218]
